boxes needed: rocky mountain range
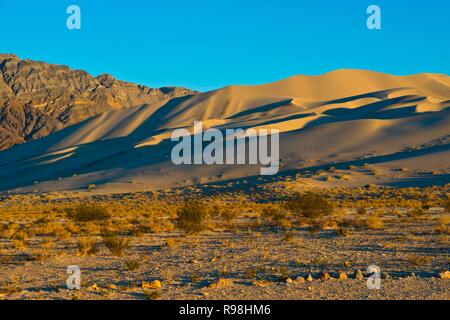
[0,54,195,150]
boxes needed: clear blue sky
[0,0,449,91]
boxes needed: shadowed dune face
[0,69,449,194]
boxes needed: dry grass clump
[409,207,427,217]
[165,238,180,248]
[124,259,140,271]
[77,237,100,256]
[336,227,350,237]
[0,222,21,239]
[80,222,102,235]
[12,239,27,250]
[285,192,333,219]
[407,255,433,267]
[434,215,450,234]
[216,204,240,227]
[102,234,131,257]
[11,229,28,241]
[175,201,210,235]
[66,204,111,223]
[282,231,296,243]
[135,218,174,234]
[364,215,384,230]
[444,199,450,213]
[262,204,291,228]
[356,207,367,215]
[434,224,448,234]
[320,218,339,230]
[31,221,71,240]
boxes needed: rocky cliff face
[0,54,195,150]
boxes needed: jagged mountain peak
[0,54,196,151]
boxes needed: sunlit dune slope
[0,70,449,193]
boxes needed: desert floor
[0,185,449,300]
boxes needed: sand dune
[0,70,449,194]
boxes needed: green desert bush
[66,204,111,223]
[285,192,333,219]
[176,201,209,234]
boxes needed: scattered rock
[293,277,305,284]
[285,278,293,284]
[306,274,314,282]
[142,280,162,290]
[107,284,118,290]
[319,272,331,281]
[209,278,232,289]
[88,284,99,291]
[438,271,450,279]
[338,272,348,280]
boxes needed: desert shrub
[421,201,433,211]
[102,235,131,256]
[434,224,449,234]
[309,223,322,235]
[66,205,111,223]
[285,192,333,219]
[175,201,209,234]
[0,222,20,239]
[219,207,239,225]
[82,222,102,235]
[32,221,71,240]
[262,204,289,222]
[11,229,28,241]
[434,215,449,234]
[438,215,450,226]
[408,255,432,267]
[65,221,80,234]
[444,200,450,213]
[364,216,384,229]
[339,218,361,230]
[320,218,338,230]
[77,238,100,256]
[356,207,367,215]
[124,259,140,271]
[409,207,426,217]
[165,238,180,248]
[282,231,296,242]
[12,240,27,250]
[137,218,174,234]
[336,227,349,237]
[244,267,259,280]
